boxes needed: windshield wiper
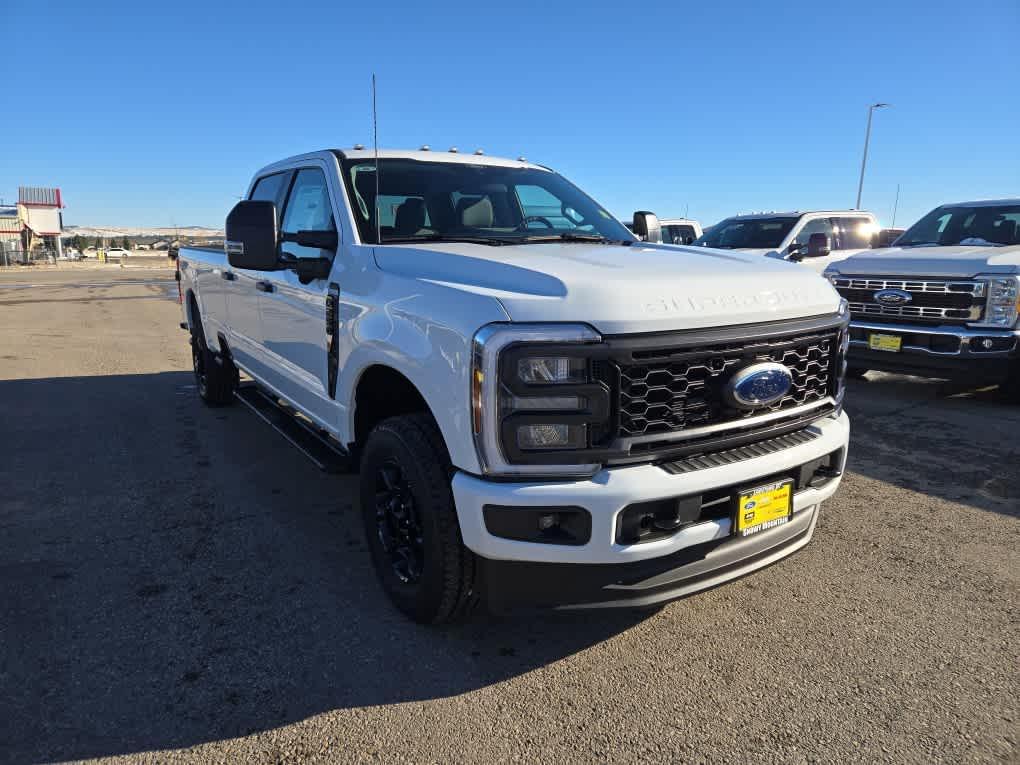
[380,234,514,247]
[516,233,613,244]
[898,241,939,247]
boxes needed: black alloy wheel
[374,459,425,584]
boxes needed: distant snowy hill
[64,225,224,238]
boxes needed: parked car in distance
[624,217,702,244]
[660,218,702,245]
[692,211,879,273]
[106,247,130,258]
[825,199,1020,395]
[179,147,850,623]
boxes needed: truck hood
[730,247,777,257]
[828,244,1020,278]
[373,241,840,335]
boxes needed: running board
[234,384,351,473]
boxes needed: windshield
[339,158,634,245]
[692,217,797,249]
[897,204,1020,246]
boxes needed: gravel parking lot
[1,269,1016,764]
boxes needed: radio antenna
[372,74,381,245]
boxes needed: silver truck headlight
[471,324,610,478]
[976,274,1020,328]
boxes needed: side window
[832,217,873,249]
[674,224,696,244]
[661,225,679,244]
[280,168,336,260]
[792,218,834,253]
[249,172,290,209]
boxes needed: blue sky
[6,0,1018,230]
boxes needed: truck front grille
[831,277,986,323]
[615,328,838,440]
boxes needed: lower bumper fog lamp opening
[483,505,592,546]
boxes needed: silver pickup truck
[825,199,1020,397]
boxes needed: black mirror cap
[632,211,662,243]
[225,200,280,270]
[295,229,338,251]
[806,232,831,258]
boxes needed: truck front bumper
[847,320,1019,381]
[451,411,849,609]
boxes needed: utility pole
[856,103,890,209]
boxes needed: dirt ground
[0,269,1016,764]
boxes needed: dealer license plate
[734,479,794,538]
[868,333,902,352]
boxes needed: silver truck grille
[832,277,986,323]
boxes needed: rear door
[224,170,292,378]
[257,166,339,428]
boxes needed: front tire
[845,366,869,379]
[359,413,479,624]
[189,313,237,406]
[1000,361,1020,402]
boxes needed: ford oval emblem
[724,362,794,410]
[874,288,912,306]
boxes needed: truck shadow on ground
[0,372,649,763]
[842,374,1020,518]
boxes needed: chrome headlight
[471,323,610,478]
[975,274,1020,328]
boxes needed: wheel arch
[348,362,477,473]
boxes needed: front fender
[336,280,509,474]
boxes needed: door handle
[255,280,275,293]
[221,271,236,281]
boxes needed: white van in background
[692,211,879,272]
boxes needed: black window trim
[258,166,339,262]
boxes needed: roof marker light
[420,144,430,151]
[448,147,459,153]
[474,149,484,155]
[353,143,365,150]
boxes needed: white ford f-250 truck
[693,210,879,273]
[825,199,1020,395]
[178,147,851,623]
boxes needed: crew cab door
[257,166,339,428]
[224,170,292,380]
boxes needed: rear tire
[359,413,479,624]
[189,311,237,406]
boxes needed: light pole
[855,102,889,209]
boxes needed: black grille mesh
[617,330,836,438]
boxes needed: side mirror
[293,229,338,251]
[225,200,279,270]
[632,211,662,243]
[807,232,831,258]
